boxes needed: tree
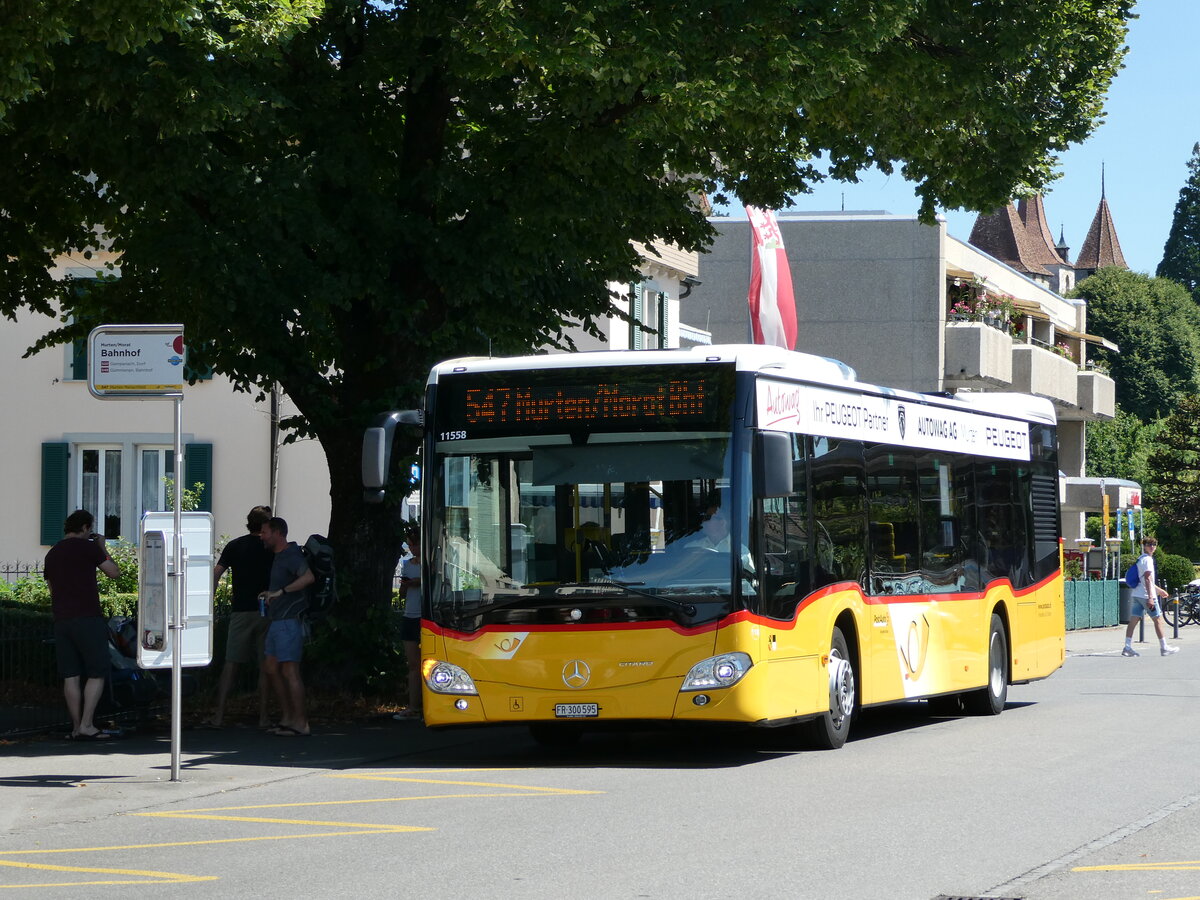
[1146,394,1200,554]
[1073,269,1200,422]
[1158,142,1200,297]
[1085,409,1160,485]
[0,1,1134,678]
[0,1,318,115]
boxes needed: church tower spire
[1075,167,1127,277]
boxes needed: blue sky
[792,1,1197,276]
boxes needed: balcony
[1012,344,1078,407]
[1068,369,1116,420]
[943,321,1013,389]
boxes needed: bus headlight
[423,660,478,695]
[681,652,752,691]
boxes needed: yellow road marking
[1,831,416,857]
[325,773,601,794]
[0,768,602,889]
[1075,860,1200,871]
[0,859,216,887]
[137,812,429,829]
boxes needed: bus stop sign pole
[87,324,187,781]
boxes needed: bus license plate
[554,703,598,718]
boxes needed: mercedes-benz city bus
[364,345,1064,748]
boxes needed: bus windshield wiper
[556,581,696,617]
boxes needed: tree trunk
[306,425,418,691]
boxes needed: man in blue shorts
[1123,536,1179,657]
[259,516,315,736]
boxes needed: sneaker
[1121,646,1139,657]
[1161,645,1180,656]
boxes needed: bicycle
[1162,588,1200,628]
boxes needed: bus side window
[761,495,810,619]
[917,452,967,594]
[866,444,919,594]
[760,434,809,620]
[811,438,866,591]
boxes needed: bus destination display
[436,364,734,440]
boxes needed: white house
[2,253,332,562]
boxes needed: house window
[41,439,213,545]
[138,448,176,514]
[629,282,674,349]
[77,446,123,539]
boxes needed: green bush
[100,593,139,618]
[1157,552,1195,593]
[1,574,50,606]
[100,540,140,594]
[304,604,406,695]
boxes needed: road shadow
[0,699,1042,775]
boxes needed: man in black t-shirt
[44,509,122,740]
[204,506,274,727]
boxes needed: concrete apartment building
[685,192,1129,543]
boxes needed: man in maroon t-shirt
[44,509,121,740]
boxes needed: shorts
[1130,596,1162,619]
[400,616,422,643]
[225,611,269,665]
[265,617,306,663]
[54,616,111,680]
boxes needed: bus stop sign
[87,324,185,399]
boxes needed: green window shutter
[183,443,213,511]
[41,442,70,545]
[71,338,87,381]
[630,283,644,350]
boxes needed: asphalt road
[3,624,1200,899]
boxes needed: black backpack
[302,534,337,621]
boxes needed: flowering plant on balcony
[976,294,1014,330]
[1052,342,1074,362]
[949,299,976,321]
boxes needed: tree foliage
[1085,409,1160,484]
[1146,394,1200,533]
[1157,142,1200,298]
[0,1,1134,677]
[1073,269,1200,422]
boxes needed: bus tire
[965,613,1008,716]
[529,723,584,749]
[806,626,855,750]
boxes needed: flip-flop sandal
[269,725,311,737]
[71,730,114,741]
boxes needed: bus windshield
[429,434,745,631]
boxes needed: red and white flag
[745,206,797,349]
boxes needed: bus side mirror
[754,430,793,498]
[362,409,423,503]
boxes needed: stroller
[100,616,165,719]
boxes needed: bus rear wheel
[965,613,1008,716]
[806,626,855,750]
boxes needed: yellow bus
[367,345,1064,748]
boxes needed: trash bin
[1119,584,1134,624]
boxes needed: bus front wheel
[965,613,1008,716]
[807,626,855,750]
